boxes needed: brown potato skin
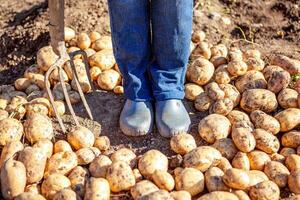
[217,157,232,172]
[271,55,300,75]
[250,110,280,135]
[282,131,300,148]
[235,70,267,93]
[249,180,280,200]
[84,177,110,200]
[111,148,137,168]
[231,121,256,153]
[247,170,269,187]
[286,154,300,172]
[278,88,298,109]
[68,166,89,198]
[212,138,238,161]
[233,190,250,200]
[210,98,234,116]
[248,150,271,171]
[267,69,291,94]
[130,180,159,200]
[15,192,46,200]
[275,108,300,132]
[170,190,192,200]
[184,83,204,101]
[0,118,24,146]
[264,161,290,188]
[53,189,78,200]
[198,191,239,200]
[89,155,112,178]
[252,129,280,154]
[170,133,197,155]
[222,168,250,190]
[232,152,250,170]
[205,167,229,192]
[219,84,241,107]
[0,141,24,168]
[205,82,225,101]
[194,92,213,112]
[187,58,214,86]
[152,170,175,191]
[227,110,252,126]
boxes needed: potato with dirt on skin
[184,83,204,101]
[106,161,136,192]
[217,157,232,172]
[252,129,280,154]
[25,183,41,194]
[264,161,290,188]
[97,69,121,90]
[205,82,225,101]
[227,110,252,126]
[219,83,241,107]
[0,159,26,199]
[209,98,234,115]
[281,147,296,157]
[170,133,196,155]
[248,150,271,171]
[240,89,278,113]
[68,166,89,198]
[192,41,211,59]
[54,140,73,153]
[152,170,175,191]
[49,100,66,117]
[84,177,110,200]
[70,61,92,93]
[44,151,78,177]
[113,86,124,94]
[205,167,229,192]
[268,69,291,94]
[89,49,116,70]
[77,32,91,50]
[275,108,300,132]
[232,152,250,170]
[198,114,231,144]
[33,138,53,158]
[68,90,81,104]
[210,56,227,67]
[282,131,300,148]
[213,64,231,84]
[191,31,206,43]
[64,27,76,41]
[198,191,239,200]
[111,147,137,168]
[76,147,100,165]
[89,31,101,42]
[130,180,159,200]
[91,35,113,51]
[227,60,248,76]
[15,192,46,200]
[41,173,71,200]
[212,138,238,161]
[24,113,53,144]
[138,149,168,179]
[183,146,222,172]
[89,66,102,81]
[25,97,50,116]
[245,57,265,71]
[37,46,58,71]
[270,153,285,164]
[89,155,112,178]
[0,141,23,168]
[289,169,300,194]
[194,92,213,112]
[282,195,300,200]
[138,189,173,200]
[175,167,205,196]
[187,58,214,86]
[233,190,250,200]
[14,77,31,91]
[211,44,228,57]
[94,136,110,151]
[170,190,191,200]
[278,88,298,108]
[223,168,250,190]
[248,170,269,187]
[286,154,300,172]
[271,54,300,75]
[53,188,79,200]
[18,146,47,184]
[67,126,95,150]
[250,110,280,135]
[25,84,40,95]
[0,118,23,146]
[5,96,27,119]
[0,109,8,120]
[249,180,280,200]
[49,68,69,85]
[235,70,267,93]
[231,121,256,153]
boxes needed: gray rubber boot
[155,99,191,138]
[120,99,154,136]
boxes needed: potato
[54,140,72,153]
[53,188,78,200]
[89,155,112,178]
[24,113,53,144]
[232,152,250,170]
[187,58,214,85]
[278,88,298,109]
[194,92,213,112]
[0,97,9,110]
[49,101,66,117]
[281,147,296,157]
[270,153,285,164]
[111,148,137,168]
[68,166,89,198]
[33,139,53,158]
[267,69,291,94]
[205,167,229,192]
[281,195,300,200]
[89,31,101,43]
[25,183,40,194]
[0,109,8,120]
[106,161,135,192]
[18,146,47,184]
[152,170,174,191]
[248,150,271,171]
[170,190,191,200]
[15,192,46,200]
[77,33,91,50]
[212,138,238,161]
[219,84,241,107]
[67,126,95,150]
[289,169,300,194]
[70,60,91,93]
[191,31,206,43]
[76,147,99,165]
[205,82,225,101]
[240,89,277,113]
[84,177,110,200]
[84,48,96,58]
[175,167,204,196]
[249,180,280,200]
[227,110,251,126]
[133,168,143,182]
[89,49,115,70]
[170,133,196,155]
[214,64,231,84]
[198,191,239,200]
[25,84,40,95]
[233,190,250,200]
[235,70,267,93]
[5,96,27,119]
[275,108,300,132]
[227,60,248,76]
[286,154,300,172]
[24,65,43,79]
[211,44,228,57]
[271,55,300,75]
[245,57,265,71]
[0,159,26,199]
[210,98,234,115]
[183,146,222,172]
[248,170,269,187]
[264,161,290,188]
[223,168,250,190]
[68,90,81,104]
[210,56,227,68]
[25,97,50,116]
[138,189,173,200]
[45,151,78,177]
[184,83,204,101]
[0,118,23,146]
[193,42,211,59]
[252,129,280,154]
[89,66,101,81]
[130,180,159,200]
[93,136,110,151]
[97,69,121,90]
[0,141,23,168]
[14,77,31,91]
[49,68,69,85]
[37,46,58,71]
[282,131,300,148]
[217,157,233,172]
[64,27,76,41]
[250,110,280,135]
[231,121,256,152]
[138,150,168,179]
[91,36,113,51]
[113,85,124,94]
[198,114,231,144]
[41,173,71,200]
[28,73,46,89]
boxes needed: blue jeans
[108,0,193,101]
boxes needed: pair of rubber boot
[120,99,190,138]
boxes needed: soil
[0,0,300,199]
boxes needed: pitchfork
[45,0,94,133]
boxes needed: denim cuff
[153,91,185,101]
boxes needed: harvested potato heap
[2,28,300,199]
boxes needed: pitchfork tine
[45,64,66,133]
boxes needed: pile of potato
[1,27,300,199]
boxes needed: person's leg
[150,0,193,137]
[108,0,154,136]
